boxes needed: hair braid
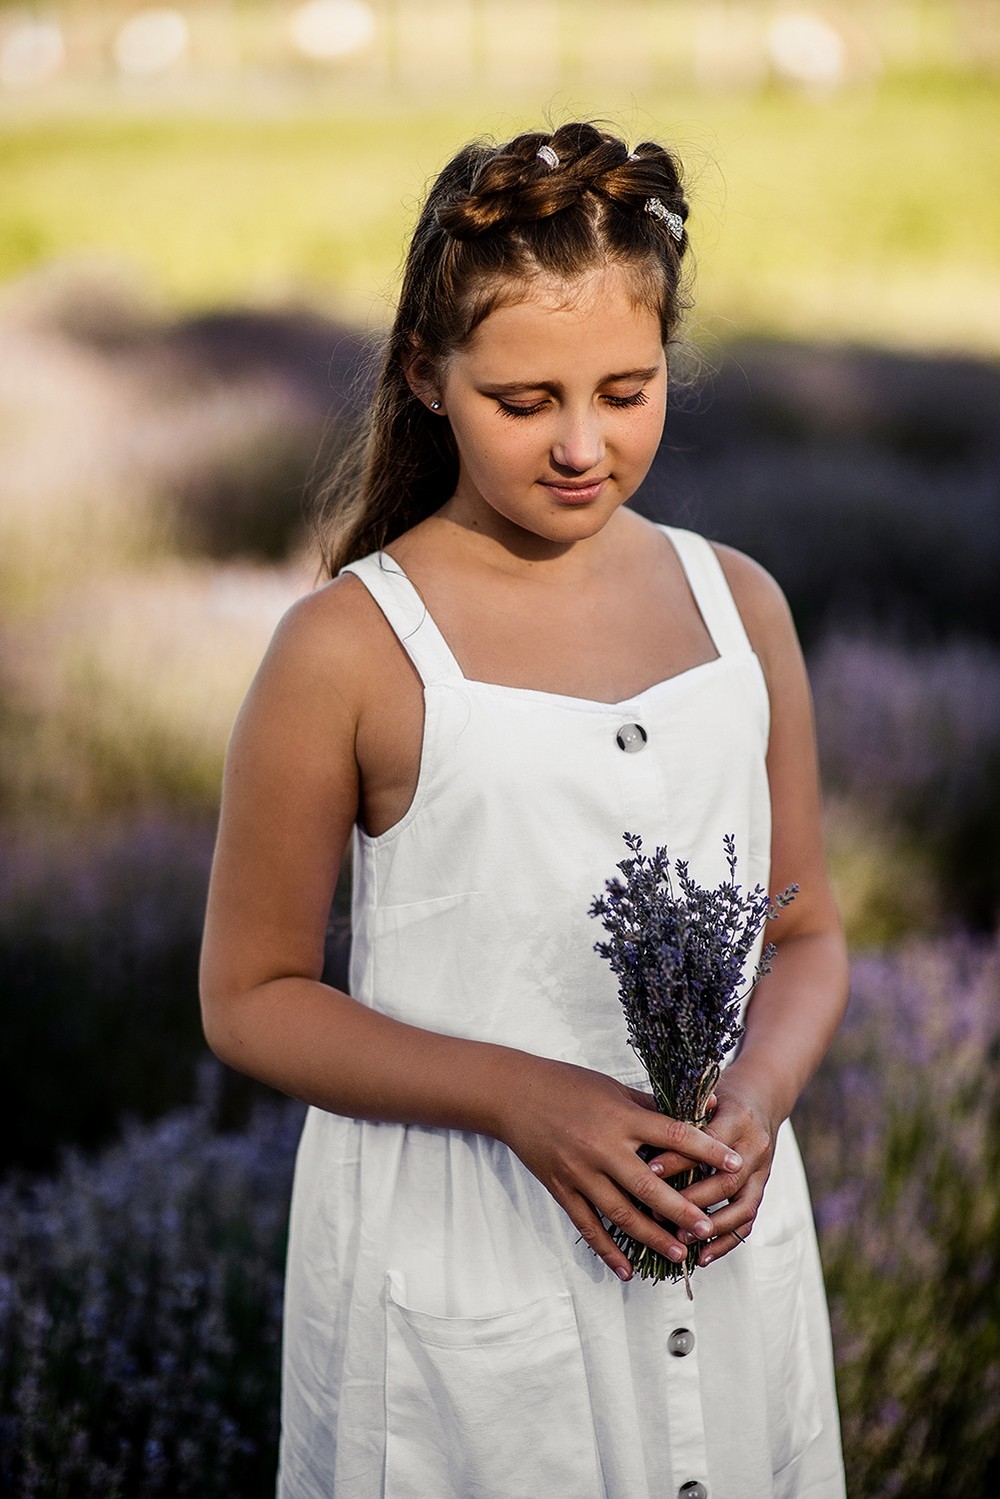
[438,125,688,243]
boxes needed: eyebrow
[482,366,662,395]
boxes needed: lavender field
[1,264,999,1492]
[4,941,997,1496]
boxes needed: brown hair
[313,121,691,578]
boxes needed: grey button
[678,1484,708,1499]
[616,722,648,753]
[668,1326,695,1357]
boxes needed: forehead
[459,265,664,371]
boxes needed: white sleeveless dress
[278,525,845,1499]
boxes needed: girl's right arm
[199,583,741,1280]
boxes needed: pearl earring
[430,399,442,411]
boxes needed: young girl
[200,121,848,1498]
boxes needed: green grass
[690,71,1000,351]
[1,70,998,350]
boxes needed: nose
[550,405,606,474]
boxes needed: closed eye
[495,389,649,420]
[604,390,649,410]
[495,399,547,419]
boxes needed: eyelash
[495,390,649,420]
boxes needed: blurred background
[1,1,998,1494]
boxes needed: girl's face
[433,264,668,551]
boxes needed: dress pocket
[752,1231,824,1484]
[384,1280,604,1498]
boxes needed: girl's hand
[657,1070,781,1266]
[493,1056,743,1282]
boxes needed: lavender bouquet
[590,831,796,1288]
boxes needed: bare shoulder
[710,542,801,671]
[256,570,393,712]
[222,569,403,820]
[269,570,373,660]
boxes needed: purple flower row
[796,933,1000,1496]
[1,933,998,1495]
[0,1065,304,1497]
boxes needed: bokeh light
[113,8,190,79]
[0,19,65,89]
[289,0,377,60]
[767,11,849,89]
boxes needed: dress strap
[340,551,464,687]
[660,525,753,657]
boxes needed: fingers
[670,1138,761,1266]
[645,1152,695,1181]
[675,1179,762,1265]
[503,1063,752,1282]
[638,1092,723,1181]
[564,1175,716,1282]
[614,1158,718,1249]
[674,1203,756,1263]
[559,1113,737,1280]
[640,1111,743,1177]
[699,1223,751,1266]
[698,1196,758,1264]
[569,1196,636,1282]
[677,1164,744,1211]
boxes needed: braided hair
[314,122,691,577]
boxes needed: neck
[429,501,637,580]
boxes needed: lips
[540,477,608,503]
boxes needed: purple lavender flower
[590,832,795,1285]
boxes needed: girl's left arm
[673,546,849,1264]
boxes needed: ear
[402,342,443,412]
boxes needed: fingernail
[702,1251,714,1266]
[677,1230,693,1245]
[668,1245,685,1262]
[615,1264,632,1282]
[649,1161,664,1176]
[724,1152,742,1171]
[694,1219,713,1239]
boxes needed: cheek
[455,415,537,476]
[630,399,667,459]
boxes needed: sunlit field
[2,1,1000,1491]
[3,70,1000,351]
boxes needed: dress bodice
[341,525,772,1079]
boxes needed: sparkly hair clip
[645,197,684,242]
[536,144,559,170]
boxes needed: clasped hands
[496,1055,778,1283]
